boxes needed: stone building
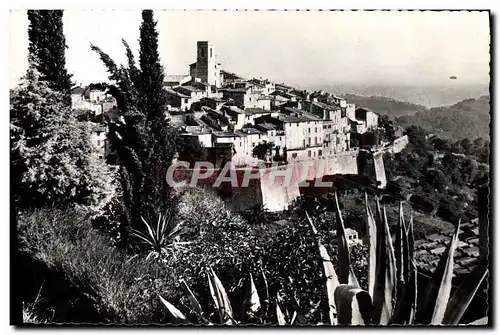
[189,41,223,88]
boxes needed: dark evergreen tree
[139,10,167,123]
[27,10,72,105]
[138,10,178,218]
[91,10,179,249]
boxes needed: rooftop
[164,74,190,83]
[213,131,239,138]
[256,123,277,131]
[238,127,263,135]
[244,108,272,115]
[221,87,250,93]
[166,87,190,98]
[414,219,482,277]
[71,86,85,95]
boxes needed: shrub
[11,66,117,216]
[17,207,178,323]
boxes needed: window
[97,140,101,146]
[303,139,306,147]
[319,150,322,156]
[315,137,318,145]
[210,48,212,57]
[308,138,311,146]
[315,127,318,133]
[308,150,311,157]
[279,136,282,141]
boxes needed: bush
[159,188,369,324]
[17,207,179,323]
[11,67,117,216]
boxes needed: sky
[9,10,491,88]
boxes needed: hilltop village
[70,41,402,166]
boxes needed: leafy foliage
[156,195,488,326]
[383,127,488,224]
[10,66,117,215]
[252,141,275,160]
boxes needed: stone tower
[196,41,221,87]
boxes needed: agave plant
[159,194,488,326]
[131,209,186,260]
[160,267,250,325]
[305,193,488,326]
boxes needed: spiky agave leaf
[372,202,396,325]
[288,294,307,325]
[417,220,461,325]
[467,317,489,326]
[391,203,411,324]
[247,273,261,314]
[275,298,287,326]
[207,266,234,325]
[348,266,361,288]
[258,261,270,313]
[180,279,210,324]
[405,214,418,324]
[334,284,373,325]
[159,295,188,322]
[394,202,406,287]
[442,262,488,325]
[305,211,339,325]
[364,193,377,298]
[333,192,356,285]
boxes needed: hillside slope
[395,95,490,141]
[341,93,428,117]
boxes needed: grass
[17,206,180,323]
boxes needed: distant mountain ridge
[302,85,490,142]
[301,83,489,108]
[395,95,490,141]
[341,93,427,118]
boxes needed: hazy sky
[9,10,490,88]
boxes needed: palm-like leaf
[131,210,184,257]
[305,211,339,325]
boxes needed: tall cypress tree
[138,10,178,218]
[138,10,167,123]
[27,10,72,105]
[91,10,179,248]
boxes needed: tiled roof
[237,127,263,135]
[221,105,245,115]
[71,86,85,95]
[244,108,272,115]
[166,87,190,98]
[256,123,277,131]
[414,218,482,277]
[213,131,238,138]
[221,88,250,93]
[164,74,189,83]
